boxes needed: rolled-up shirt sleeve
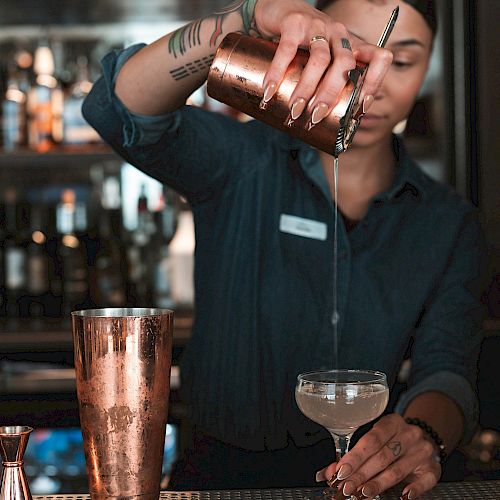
[394,210,486,444]
[82,44,264,205]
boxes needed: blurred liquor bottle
[55,189,90,316]
[151,188,179,309]
[27,44,63,152]
[26,205,52,320]
[168,209,195,306]
[63,55,101,146]
[1,64,28,151]
[3,189,29,322]
[91,174,127,307]
[0,203,6,318]
[126,184,155,305]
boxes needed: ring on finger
[386,440,403,458]
[309,35,329,50]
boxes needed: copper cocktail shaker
[72,308,173,500]
[207,8,399,156]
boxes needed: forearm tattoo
[170,54,215,81]
[168,0,261,58]
[341,37,352,51]
[211,0,261,45]
[168,19,203,58]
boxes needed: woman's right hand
[252,0,393,128]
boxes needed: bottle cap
[34,46,55,76]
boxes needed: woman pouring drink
[82,0,484,498]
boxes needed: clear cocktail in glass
[296,370,389,499]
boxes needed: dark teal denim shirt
[83,44,485,451]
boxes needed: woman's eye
[392,60,413,69]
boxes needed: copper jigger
[0,426,33,500]
[72,308,173,500]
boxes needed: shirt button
[331,311,340,325]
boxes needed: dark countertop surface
[32,481,500,500]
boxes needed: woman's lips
[359,113,386,128]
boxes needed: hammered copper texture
[72,309,173,500]
[207,33,363,156]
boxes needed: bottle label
[63,97,101,144]
[5,247,27,290]
[2,100,26,149]
[28,254,49,294]
[28,85,53,151]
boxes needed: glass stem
[329,431,353,462]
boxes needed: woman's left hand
[316,414,442,499]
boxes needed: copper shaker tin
[72,308,173,500]
[207,33,367,156]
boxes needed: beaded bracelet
[405,417,447,464]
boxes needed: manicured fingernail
[315,470,324,483]
[363,95,374,113]
[284,98,307,127]
[305,102,329,130]
[259,81,277,110]
[401,486,414,499]
[326,472,340,488]
[292,98,307,119]
[362,485,375,497]
[342,481,354,496]
[337,463,352,480]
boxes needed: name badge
[279,214,327,241]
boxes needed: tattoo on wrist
[387,441,402,457]
[170,54,215,81]
[169,19,203,58]
[341,38,352,51]
[211,0,261,46]
[168,0,261,59]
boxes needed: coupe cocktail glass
[296,370,389,499]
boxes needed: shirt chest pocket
[279,214,332,272]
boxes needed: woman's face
[324,0,433,148]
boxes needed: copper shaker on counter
[207,7,399,156]
[72,308,173,500]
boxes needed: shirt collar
[381,135,426,201]
[287,134,427,203]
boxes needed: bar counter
[33,482,500,500]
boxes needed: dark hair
[316,0,437,35]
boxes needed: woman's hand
[316,414,442,499]
[252,0,393,127]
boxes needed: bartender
[82,0,484,498]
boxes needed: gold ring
[309,35,329,49]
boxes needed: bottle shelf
[0,311,193,352]
[0,145,118,168]
[0,365,180,395]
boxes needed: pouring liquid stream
[332,155,339,370]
